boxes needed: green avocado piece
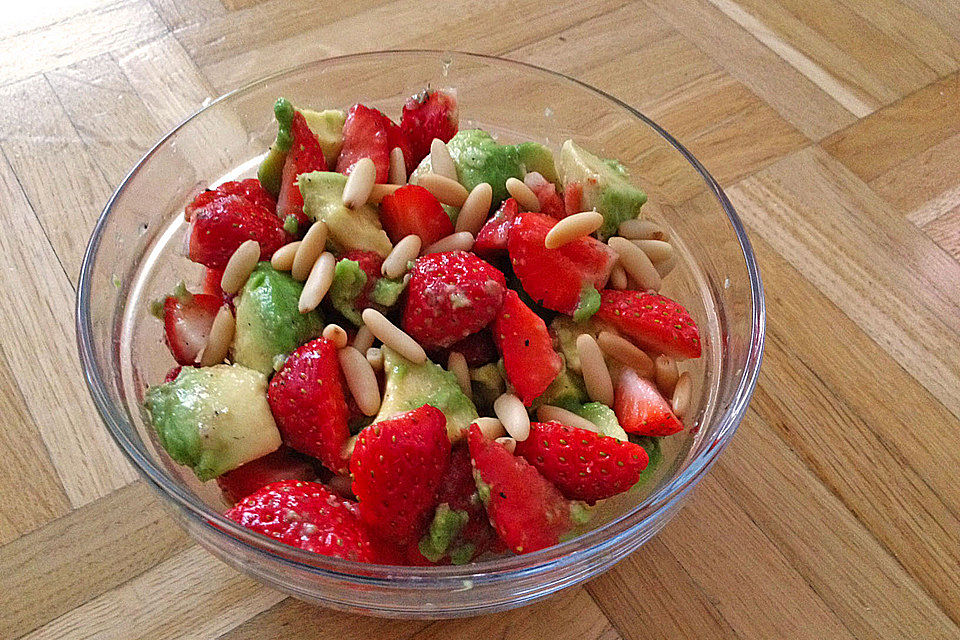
[575,402,628,441]
[418,503,469,563]
[517,141,560,186]
[257,98,296,196]
[632,435,663,488]
[298,171,392,257]
[144,364,282,481]
[572,283,601,323]
[233,262,323,374]
[446,130,525,207]
[328,259,368,326]
[469,362,505,413]
[560,139,647,239]
[376,346,479,442]
[369,276,406,307]
[533,363,586,410]
[549,316,614,373]
[300,108,345,167]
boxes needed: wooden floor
[2,0,960,637]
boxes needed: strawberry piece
[439,442,498,559]
[162,287,221,365]
[524,173,565,219]
[468,423,572,555]
[615,367,684,436]
[225,480,382,562]
[201,267,227,302]
[445,330,498,368]
[508,211,617,315]
[515,422,649,503]
[473,197,518,259]
[336,104,390,182]
[163,365,184,383]
[381,112,415,175]
[277,111,329,228]
[400,89,459,169]
[563,182,582,219]
[188,194,291,269]
[268,338,351,474]
[596,290,702,359]
[379,184,454,246]
[185,178,276,220]
[491,290,562,406]
[216,447,317,504]
[402,251,507,350]
[350,405,451,545]
[340,249,384,310]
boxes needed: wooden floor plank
[923,206,960,261]
[899,0,960,42]
[868,132,960,221]
[0,0,117,41]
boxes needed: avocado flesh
[516,141,560,186]
[575,402,629,441]
[298,171,392,257]
[447,129,525,207]
[550,316,615,373]
[559,139,647,239]
[144,364,281,481]
[233,262,323,374]
[532,362,586,410]
[375,346,479,442]
[469,362,505,414]
[328,259,368,326]
[300,108,345,167]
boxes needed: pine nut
[447,351,472,400]
[494,393,530,442]
[382,234,421,278]
[655,254,677,278]
[298,251,336,313]
[597,331,655,378]
[544,210,604,249]
[619,219,666,241]
[220,240,260,295]
[632,239,673,264]
[352,324,375,352]
[577,333,614,406]
[506,177,540,212]
[610,263,628,290]
[430,138,457,180]
[455,182,493,234]
[342,157,376,209]
[322,323,348,349]
[338,346,381,416]
[608,236,661,292]
[291,221,328,281]
[200,305,235,366]
[418,173,469,207]
[342,434,359,458]
[388,147,407,185]
[495,436,517,454]
[473,417,506,440]
[369,182,402,204]
[361,308,426,364]
[655,354,679,396]
[270,241,301,271]
[366,346,383,371]
[672,371,692,419]
[536,405,598,433]
[423,231,474,255]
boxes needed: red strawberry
[162,286,221,365]
[596,290,701,359]
[339,249,384,311]
[473,197,518,259]
[268,338,351,474]
[336,104,390,183]
[379,184,454,246]
[225,480,382,562]
[400,89,459,169]
[185,178,276,220]
[439,442,498,559]
[491,290,562,405]
[350,405,451,544]
[381,112,415,175]
[402,251,507,349]
[445,330,498,368]
[188,194,291,269]
[515,422,649,503]
[217,447,317,504]
[524,173,566,219]
[468,423,572,554]
[163,365,184,383]
[508,211,617,315]
[277,110,328,228]
[615,367,684,436]
[201,267,227,302]
[563,182,582,218]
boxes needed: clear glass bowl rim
[75,49,765,588]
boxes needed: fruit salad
[144,88,701,564]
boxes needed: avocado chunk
[517,141,560,186]
[575,402,629,441]
[632,435,663,487]
[300,108,345,167]
[369,276,406,307]
[533,362,586,410]
[418,503,469,563]
[298,171,392,257]
[550,316,614,373]
[447,130,525,207]
[144,364,282,481]
[560,139,647,239]
[469,362,505,413]
[233,262,323,374]
[376,346,479,442]
[328,258,368,326]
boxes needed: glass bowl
[76,50,764,618]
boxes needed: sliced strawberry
[381,112,415,175]
[162,285,221,365]
[615,367,684,436]
[336,104,390,182]
[350,405,451,545]
[216,447,317,504]
[339,249,384,310]
[400,89,459,169]
[507,211,616,316]
[596,290,702,359]
[276,110,328,228]
[515,421,648,504]
[379,184,454,246]
[188,194,291,269]
[491,290,562,406]
[524,172,565,219]
[268,338,351,474]
[163,365,184,383]
[468,423,572,555]
[473,197,519,260]
[563,182,582,219]
[201,267,228,302]
[185,178,276,221]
